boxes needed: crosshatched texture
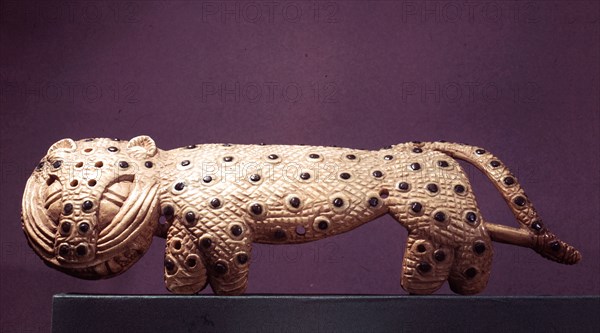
[22,136,581,295]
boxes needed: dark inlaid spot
[384,155,393,160]
[368,197,379,207]
[412,147,423,153]
[427,183,438,193]
[60,222,72,234]
[36,162,44,171]
[164,259,175,272]
[223,156,233,162]
[214,262,228,274]
[437,160,449,168]
[434,211,446,222]
[531,220,544,232]
[465,267,478,279]
[84,138,94,142]
[75,162,84,168]
[295,225,306,235]
[346,154,356,160]
[317,220,328,230]
[289,197,301,208]
[222,143,232,147]
[237,253,249,264]
[513,196,527,207]
[417,262,432,273]
[164,258,176,272]
[59,244,69,256]
[63,203,73,215]
[200,238,212,248]
[174,182,185,191]
[186,144,197,149]
[339,172,351,180]
[398,182,410,191]
[78,222,89,234]
[249,174,261,182]
[309,153,320,159]
[250,203,263,215]
[210,198,221,208]
[119,161,129,169]
[145,161,153,168]
[475,149,486,155]
[550,241,561,252]
[70,180,78,187]
[82,200,93,211]
[333,198,344,207]
[231,225,243,237]
[76,245,87,256]
[466,212,477,224]
[268,154,279,160]
[410,202,422,213]
[52,160,62,169]
[454,184,466,193]
[412,141,422,144]
[372,170,383,178]
[434,250,446,262]
[416,244,426,253]
[181,160,191,166]
[163,205,174,217]
[490,160,501,168]
[203,176,213,183]
[410,163,421,171]
[185,211,196,224]
[300,172,311,180]
[274,229,286,239]
[473,241,486,254]
[503,176,515,186]
[107,146,118,152]
[94,161,103,168]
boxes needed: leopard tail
[423,142,581,265]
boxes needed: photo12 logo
[0,1,143,25]
[199,81,338,104]
[200,1,339,24]
[0,80,140,104]
[400,81,541,104]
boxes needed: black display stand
[52,294,599,333]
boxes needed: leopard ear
[47,138,77,154]
[127,135,157,158]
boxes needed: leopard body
[21,136,581,295]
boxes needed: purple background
[1,0,599,331]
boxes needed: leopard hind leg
[447,234,493,295]
[400,233,455,294]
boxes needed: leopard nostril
[58,244,70,257]
[76,244,88,256]
[78,222,90,234]
[60,222,72,235]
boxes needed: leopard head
[22,135,162,279]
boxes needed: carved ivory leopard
[22,136,581,295]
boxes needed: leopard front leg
[164,222,208,294]
[194,220,253,296]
